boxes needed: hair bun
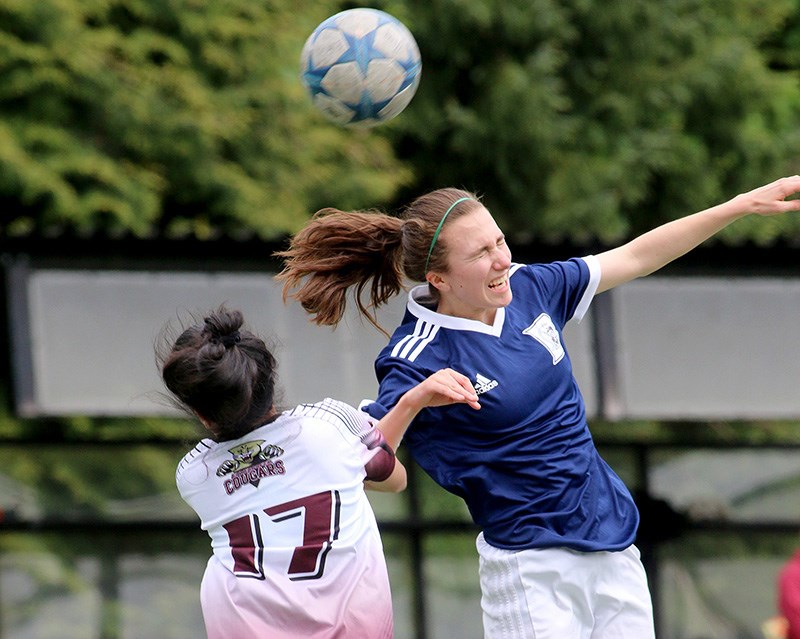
[219,331,241,348]
[203,311,243,348]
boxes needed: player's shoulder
[286,398,369,439]
[175,439,216,482]
[510,258,590,288]
[177,439,215,465]
[510,257,586,275]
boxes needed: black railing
[0,439,798,639]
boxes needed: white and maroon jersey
[176,398,396,639]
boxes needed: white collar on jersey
[407,284,506,336]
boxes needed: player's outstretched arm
[595,175,800,294]
[366,368,479,493]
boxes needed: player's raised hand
[374,368,479,452]
[410,368,481,411]
[733,175,800,216]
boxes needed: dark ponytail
[160,307,278,441]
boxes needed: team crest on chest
[216,440,286,494]
[522,313,565,364]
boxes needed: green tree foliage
[762,0,800,71]
[384,0,800,244]
[0,0,412,239]
[2,0,800,243]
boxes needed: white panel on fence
[24,270,398,416]
[25,268,798,420]
[614,277,800,419]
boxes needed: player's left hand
[412,368,481,411]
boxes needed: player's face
[428,205,512,324]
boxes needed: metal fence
[0,437,798,639]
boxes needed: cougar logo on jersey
[473,373,498,395]
[522,313,565,364]
[216,440,283,475]
[217,440,286,494]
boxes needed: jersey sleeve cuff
[575,255,601,322]
[359,399,388,420]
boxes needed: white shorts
[476,533,655,639]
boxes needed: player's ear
[426,271,449,292]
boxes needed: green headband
[424,197,472,273]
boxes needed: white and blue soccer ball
[300,8,422,127]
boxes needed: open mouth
[488,276,508,290]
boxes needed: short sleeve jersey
[364,257,639,552]
[176,399,395,638]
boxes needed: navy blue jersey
[363,257,639,552]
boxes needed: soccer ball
[300,8,422,128]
